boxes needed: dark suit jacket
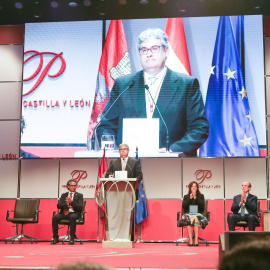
[97,68,209,156]
[182,193,205,214]
[105,157,143,181]
[57,191,83,215]
[231,193,258,216]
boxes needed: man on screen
[227,181,259,231]
[97,28,209,156]
[105,143,143,182]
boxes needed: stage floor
[0,242,219,270]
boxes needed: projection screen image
[20,15,266,158]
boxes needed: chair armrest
[258,212,261,222]
[177,211,181,221]
[53,210,59,216]
[207,211,210,221]
[6,210,14,220]
[35,210,41,221]
[80,210,87,219]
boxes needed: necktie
[149,77,158,86]
[148,77,158,113]
[64,193,72,215]
[122,158,126,171]
[240,203,245,217]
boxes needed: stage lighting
[249,0,264,10]
[14,1,23,9]
[50,1,59,8]
[176,0,190,13]
[119,0,127,5]
[98,0,108,16]
[139,0,149,4]
[34,1,41,18]
[68,1,78,7]
[83,0,91,7]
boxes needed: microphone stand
[145,84,170,152]
[90,81,134,151]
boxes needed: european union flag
[135,147,148,225]
[200,16,260,157]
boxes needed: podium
[100,178,136,248]
[262,211,270,231]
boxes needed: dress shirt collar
[144,66,167,83]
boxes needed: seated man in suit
[228,181,259,231]
[52,179,83,245]
[105,143,143,182]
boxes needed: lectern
[100,178,136,248]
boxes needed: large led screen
[20,16,266,158]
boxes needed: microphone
[145,84,170,152]
[89,80,135,151]
[104,158,119,178]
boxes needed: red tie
[64,193,72,215]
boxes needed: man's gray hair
[119,143,129,149]
[137,28,169,50]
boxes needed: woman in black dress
[182,181,206,246]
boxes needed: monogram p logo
[194,169,212,184]
[23,50,66,96]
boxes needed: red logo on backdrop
[62,170,95,189]
[71,170,87,183]
[194,169,212,184]
[23,50,66,96]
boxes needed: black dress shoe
[187,243,194,246]
[194,244,199,246]
[68,238,74,245]
[51,237,59,245]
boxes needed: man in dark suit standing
[97,28,209,156]
[52,179,83,245]
[228,182,259,231]
[105,143,143,182]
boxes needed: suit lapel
[130,71,147,117]
[126,158,133,171]
[116,158,122,171]
[153,68,179,117]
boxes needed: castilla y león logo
[23,50,66,96]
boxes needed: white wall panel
[0,82,22,119]
[224,158,267,199]
[0,160,19,198]
[183,158,224,199]
[0,45,23,81]
[0,120,20,159]
[59,159,98,199]
[141,158,181,199]
[20,159,59,198]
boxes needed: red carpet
[0,242,219,269]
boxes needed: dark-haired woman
[182,181,207,246]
